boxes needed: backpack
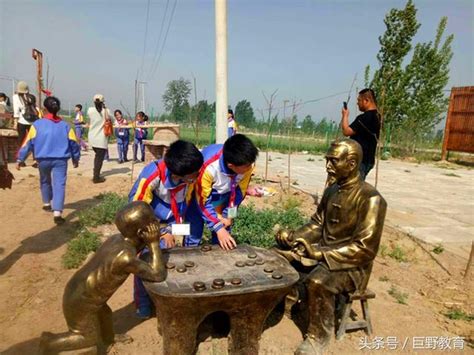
[20,94,39,123]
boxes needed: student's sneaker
[92,177,106,184]
[54,216,66,225]
[136,306,152,320]
[118,160,123,164]
[42,205,52,212]
[124,159,129,162]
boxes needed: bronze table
[144,244,299,355]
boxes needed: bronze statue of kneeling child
[274,139,387,355]
[39,201,166,354]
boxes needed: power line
[139,0,152,80]
[149,0,177,80]
[260,91,350,112]
[147,0,170,79]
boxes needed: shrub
[432,244,444,254]
[387,245,408,262]
[232,204,305,248]
[78,193,128,227]
[444,309,473,321]
[388,285,408,305]
[63,229,101,269]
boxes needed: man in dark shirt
[341,88,380,180]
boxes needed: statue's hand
[141,220,161,244]
[292,238,323,261]
[275,228,295,249]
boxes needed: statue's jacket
[296,176,387,291]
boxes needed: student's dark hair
[44,96,61,115]
[223,134,258,166]
[359,88,377,104]
[0,93,10,106]
[75,104,82,111]
[94,99,103,113]
[136,111,145,118]
[114,109,122,116]
[164,140,204,176]
[228,109,234,117]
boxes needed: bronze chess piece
[275,139,387,354]
[39,201,166,354]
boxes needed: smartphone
[343,101,348,110]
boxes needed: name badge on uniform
[118,131,125,136]
[172,223,190,236]
[227,206,238,219]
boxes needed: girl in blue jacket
[17,96,81,225]
[114,109,130,163]
[133,111,148,162]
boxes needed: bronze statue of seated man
[40,201,166,354]
[275,139,387,355]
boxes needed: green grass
[62,229,101,269]
[78,193,128,228]
[432,244,444,255]
[232,204,305,248]
[379,244,409,262]
[387,245,408,262]
[379,275,389,282]
[63,193,128,269]
[179,126,334,154]
[444,309,474,321]
[388,285,409,305]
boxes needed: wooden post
[32,49,43,109]
[441,89,455,161]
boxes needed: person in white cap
[12,81,40,167]
[87,94,112,183]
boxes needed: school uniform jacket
[17,114,81,162]
[114,118,130,142]
[129,159,194,235]
[195,144,253,233]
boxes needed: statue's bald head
[115,201,157,240]
[328,139,362,166]
[325,139,363,182]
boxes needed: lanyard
[228,175,237,208]
[170,184,187,223]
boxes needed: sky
[0,0,472,124]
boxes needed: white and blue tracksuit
[186,144,253,246]
[133,122,148,161]
[17,114,81,212]
[228,117,237,137]
[129,159,196,310]
[115,118,130,162]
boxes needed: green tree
[192,100,213,126]
[315,117,330,134]
[368,0,420,128]
[301,115,315,134]
[234,100,256,128]
[402,17,453,151]
[162,77,192,122]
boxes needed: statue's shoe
[294,336,326,355]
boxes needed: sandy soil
[0,160,472,354]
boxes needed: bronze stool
[336,289,375,340]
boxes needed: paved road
[258,151,474,259]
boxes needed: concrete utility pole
[138,81,147,113]
[215,0,228,143]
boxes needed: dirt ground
[0,157,473,354]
